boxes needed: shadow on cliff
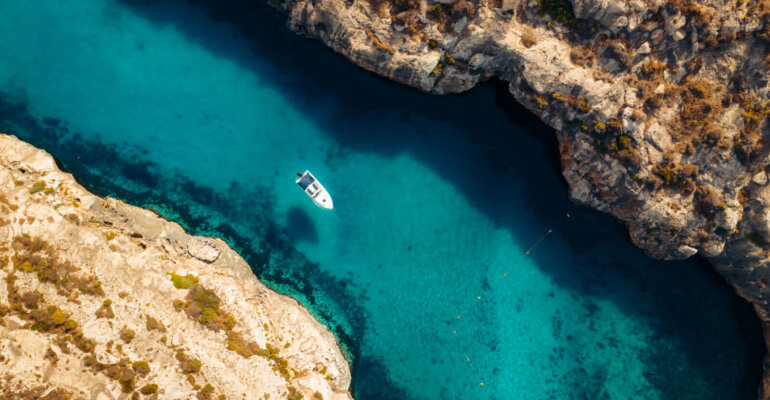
[85,0,765,398]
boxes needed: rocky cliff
[0,134,351,399]
[267,0,770,397]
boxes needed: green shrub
[120,328,136,343]
[288,386,304,400]
[430,3,445,19]
[29,181,46,194]
[537,0,575,25]
[576,97,591,113]
[169,273,197,289]
[132,360,151,376]
[177,350,202,374]
[140,384,158,395]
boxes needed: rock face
[267,0,770,397]
[0,134,351,399]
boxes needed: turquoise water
[0,1,763,399]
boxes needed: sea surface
[0,1,763,399]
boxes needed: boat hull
[296,170,334,210]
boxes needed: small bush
[521,29,537,48]
[570,45,596,67]
[169,273,197,289]
[140,384,158,395]
[288,386,304,400]
[640,60,667,78]
[430,3,446,19]
[145,315,167,332]
[176,350,202,374]
[364,28,395,55]
[132,360,151,376]
[450,0,475,18]
[576,97,591,113]
[21,291,42,309]
[29,181,46,194]
[120,328,136,343]
[537,0,575,24]
[444,51,455,65]
[694,185,724,218]
[95,303,114,319]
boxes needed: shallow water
[0,1,763,399]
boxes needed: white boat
[296,170,333,210]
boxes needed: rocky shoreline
[267,0,770,397]
[0,134,352,399]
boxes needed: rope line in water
[449,206,578,388]
[450,327,485,386]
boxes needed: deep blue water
[0,1,763,399]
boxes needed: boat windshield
[297,174,315,190]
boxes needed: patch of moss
[139,384,158,395]
[430,62,444,78]
[169,272,198,289]
[287,386,304,400]
[576,97,591,113]
[363,28,396,55]
[63,319,77,331]
[132,360,151,376]
[444,51,455,65]
[176,350,202,374]
[145,315,167,332]
[120,328,136,343]
[537,0,575,25]
[11,235,105,297]
[430,3,446,19]
[21,291,42,309]
[181,284,236,331]
[29,181,47,194]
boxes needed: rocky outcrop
[0,134,351,399]
[268,0,770,397]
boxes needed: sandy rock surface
[0,134,351,400]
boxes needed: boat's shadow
[286,206,318,244]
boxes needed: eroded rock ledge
[0,134,351,400]
[267,0,770,397]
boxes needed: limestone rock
[0,134,352,400]
[187,238,221,263]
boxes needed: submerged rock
[0,134,351,399]
[267,0,770,396]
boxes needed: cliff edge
[0,133,352,399]
[267,0,770,396]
